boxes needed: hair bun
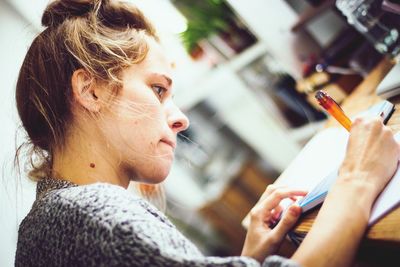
[42,0,96,27]
[96,1,149,30]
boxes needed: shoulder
[47,182,141,206]
[16,183,179,266]
[18,182,176,246]
[19,183,148,234]
[36,182,171,227]
[49,182,136,204]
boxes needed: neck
[52,127,130,188]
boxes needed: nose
[167,103,189,134]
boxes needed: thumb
[272,205,301,241]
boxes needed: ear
[71,69,101,112]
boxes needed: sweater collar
[36,177,78,199]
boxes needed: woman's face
[101,38,189,184]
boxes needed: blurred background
[1,0,399,265]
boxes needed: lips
[161,139,176,149]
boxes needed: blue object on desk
[298,169,338,212]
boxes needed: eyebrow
[152,73,172,87]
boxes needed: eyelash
[151,85,167,100]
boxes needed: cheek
[119,118,159,153]
[107,96,167,153]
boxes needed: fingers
[271,205,283,221]
[352,113,384,124]
[250,187,306,225]
[262,188,307,211]
[351,116,386,135]
[258,184,286,203]
[351,116,397,151]
[341,115,400,194]
[272,205,301,240]
[245,188,306,258]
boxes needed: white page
[275,127,349,209]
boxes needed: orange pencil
[315,90,352,131]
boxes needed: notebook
[275,100,396,226]
[299,133,400,225]
[288,128,400,245]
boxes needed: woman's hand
[339,116,400,197]
[293,117,400,267]
[241,185,307,262]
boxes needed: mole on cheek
[90,163,96,168]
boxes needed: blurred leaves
[173,0,232,53]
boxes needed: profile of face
[84,37,189,184]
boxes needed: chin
[155,157,174,178]
[151,166,171,183]
[124,156,173,183]
[138,164,171,184]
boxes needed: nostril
[172,122,183,129]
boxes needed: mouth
[161,139,176,149]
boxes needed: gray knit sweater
[15,178,301,267]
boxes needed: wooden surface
[293,57,400,245]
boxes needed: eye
[151,85,167,100]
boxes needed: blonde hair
[16,0,164,206]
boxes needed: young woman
[15,1,400,266]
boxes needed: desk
[285,57,400,266]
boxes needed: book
[276,100,396,226]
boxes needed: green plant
[174,0,232,53]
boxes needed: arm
[292,117,400,267]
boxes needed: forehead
[120,37,174,86]
[138,38,172,76]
